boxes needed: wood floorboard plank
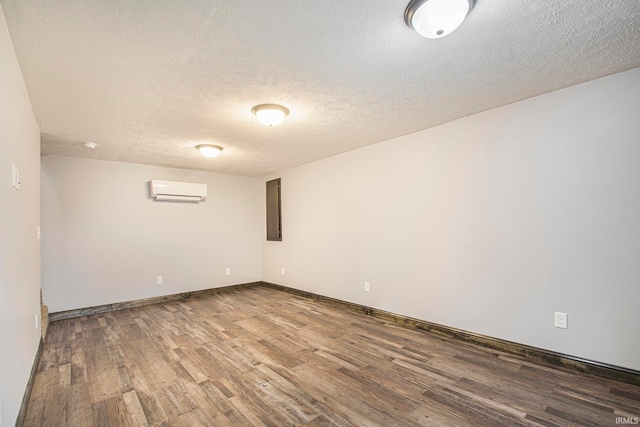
[59,362,71,387]
[391,357,459,384]
[524,413,566,427]
[204,339,255,372]
[257,338,305,369]
[64,383,99,426]
[304,414,341,427]
[330,336,396,368]
[22,368,57,426]
[439,381,531,421]
[173,378,237,427]
[611,386,640,402]
[221,341,263,372]
[381,365,454,396]
[161,381,198,415]
[104,395,135,427]
[255,363,357,427]
[135,389,169,427]
[154,388,185,424]
[408,402,484,427]
[86,346,123,403]
[230,337,297,371]
[24,286,640,427]
[198,380,248,426]
[44,374,69,425]
[336,366,421,414]
[292,359,414,426]
[91,400,110,427]
[38,343,61,372]
[70,342,88,385]
[291,326,345,352]
[226,374,299,427]
[248,371,317,424]
[554,384,640,415]
[179,357,209,384]
[422,386,534,427]
[347,332,415,362]
[544,405,604,427]
[177,408,210,427]
[453,376,555,421]
[195,344,249,380]
[122,390,149,427]
[454,352,522,374]
[357,363,428,402]
[540,393,619,426]
[125,355,161,394]
[312,349,361,371]
[228,395,271,427]
[552,388,615,413]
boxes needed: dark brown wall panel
[266,178,282,241]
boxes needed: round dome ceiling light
[405,0,475,39]
[196,144,223,158]
[84,142,97,149]
[251,104,289,127]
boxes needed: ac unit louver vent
[149,180,207,202]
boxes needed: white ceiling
[3,1,640,177]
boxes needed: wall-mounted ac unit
[149,180,207,202]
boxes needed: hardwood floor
[24,286,640,426]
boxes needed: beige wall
[41,156,261,312]
[263,68,640,371]
[0,4,42,424]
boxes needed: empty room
[2,1,640,426]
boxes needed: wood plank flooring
[24,286,640,426]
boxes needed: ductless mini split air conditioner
[149,180,207,202]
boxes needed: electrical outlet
[35,313,39,330]
[554,312,568,329]
[281,267,285,275]
[156,276,163,285]
[364,282,370,292]
[225,268,231,276]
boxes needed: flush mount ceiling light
[251,104,289,127]
[405,0,475,39]
[84,142,97,149]
[196,144,223,158]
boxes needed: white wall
[263,68,640,371]
[42,156,261,312]
[0,4,41,425]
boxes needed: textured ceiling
[3,0,640,177]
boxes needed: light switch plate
[12,164,18,189]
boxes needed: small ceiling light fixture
[251,104,289,127]
[196,144,223,158]
[84,142,97,149]
[405,0,475,39]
